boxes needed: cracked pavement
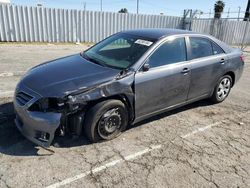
[0,44,250,188]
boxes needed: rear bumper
[235,60,244,83]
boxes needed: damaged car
[14,28,244,147]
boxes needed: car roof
[122,28,195,40]
[121,28,234,54]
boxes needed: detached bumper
[15,111,61,147]
[14,88,61,147]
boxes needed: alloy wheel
[217,77,231,100]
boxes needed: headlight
[29,98,65,112]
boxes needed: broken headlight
[28,98,65,112]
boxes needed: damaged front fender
[67,70,135,115]
[14,69,136,148]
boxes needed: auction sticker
[135,39,153,46]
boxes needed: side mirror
[142,63,150,72]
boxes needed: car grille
[16,91,33,106]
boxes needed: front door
[134,37,191,119]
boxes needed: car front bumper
[14,86,62,147]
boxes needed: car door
[134,37,191,119]
[186,37,227,100]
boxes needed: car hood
[20,54,121,97]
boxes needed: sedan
[14,29,245,147]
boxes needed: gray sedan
[14,29,245,147]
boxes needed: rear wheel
[210,75,232,103]
[84,100,128,142]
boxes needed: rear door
[186,37,227,100]
[134,37,191,119]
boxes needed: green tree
[118,8,128,13]
[214,0,225,19]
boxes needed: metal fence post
[182,9,192,30]
[209,18,215,36]
[241,18,250,49]
[182,9,187,30]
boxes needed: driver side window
[148,37,187,68]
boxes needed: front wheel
[84,100,128,142]
[210,75,232,103]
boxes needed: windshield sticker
[135,39,153,46]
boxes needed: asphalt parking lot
[0,44,250,188]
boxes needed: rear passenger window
[211,42,224,55]
[190,37,213,59]
[148,37,186,68]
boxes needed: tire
[84,99,128,142]
[210,75,232,103]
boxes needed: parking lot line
[0,71,25,77]
[0,91,14,98]
[181,122,221,138]
[46,145,162,188]
[45,121,222,188]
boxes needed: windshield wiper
[81,52,107,67]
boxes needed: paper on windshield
[135,39,153,46]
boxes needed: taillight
[240,54,245,62]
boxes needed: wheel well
[224,71,235,87]
[86,95,134,123]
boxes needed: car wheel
[211,75,232,103]
[84,99,128,142]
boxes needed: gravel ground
[0,44,250,188]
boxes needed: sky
[10,0,248,18]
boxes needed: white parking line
[0,91,14,98]
[46,121,221,188]
[0,72,14,77]
[0,71,25,77]
[46,145,162,188]
[181,122,221,138]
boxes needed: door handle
[181,68,190,74]
[220,58,225,64]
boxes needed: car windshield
[83,33,155,69]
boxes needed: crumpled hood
[21,54,121,97]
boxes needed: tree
[214,0,225,19]
[118,8,128,13]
